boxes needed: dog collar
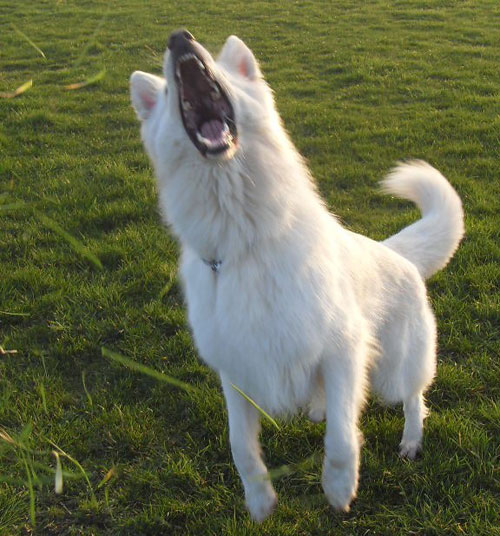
[202,258,222,273]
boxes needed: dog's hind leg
[400,391,428,458]
[220,374,277,522]
[372,304,436,458]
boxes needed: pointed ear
[130,71,165,121]
[217,35,261,80]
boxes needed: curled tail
[382,161,464,279]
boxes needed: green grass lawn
[1,0,499,534]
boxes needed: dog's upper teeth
[182,100,192,111]
[210,86,221,100]
[178,53,205,69]
[179,53,195,63]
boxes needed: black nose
[168,29,195,51]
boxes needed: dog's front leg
[321,338,367,512]
[221,374,277,522]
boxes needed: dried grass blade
[102,347,198,393]
[53,451,63,494]
[231,384,281,431]
[34,210,103,270]
[64,68,106,91]
[47,440,96,505]
[73,8,109,69]
[0,310,29,317]
[10,24,46,59]
[97,466,116,488]
[266,452,320,481]
[0,80,33,99]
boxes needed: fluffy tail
[382,160,464,279]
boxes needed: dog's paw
[399,439,421,459]
[245,482,277,523]
[322,462,357,513]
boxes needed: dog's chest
[180,254,333,413]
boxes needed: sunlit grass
[0,425,89,528]
[1,0,499,534]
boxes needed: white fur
[130,35,464,520]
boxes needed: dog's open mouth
[175,54,237,157]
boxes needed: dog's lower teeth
[196,132,208,144]
[196,129,231,150]
[182,100,192,111]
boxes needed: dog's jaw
[167,33,239,160]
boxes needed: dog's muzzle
[168,29,238,159]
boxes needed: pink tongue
[200,119,224,143]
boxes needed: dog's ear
[130,71,165,121]
[218,36,261,80]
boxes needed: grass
[1,0,499,534]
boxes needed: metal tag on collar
[203,259,222,273]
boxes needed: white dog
[130,30,464,521]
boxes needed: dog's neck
[158,130,325,266]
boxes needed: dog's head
[130,30,275,166]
